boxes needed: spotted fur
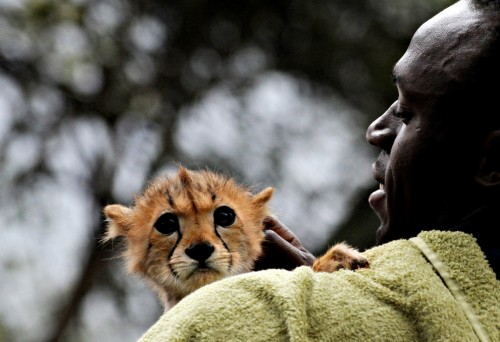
[312,242,369,272]
[103,167,273,309]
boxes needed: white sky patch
[3,134,41,180]
[176,87,243,161]
[128,16,167,53]
[111,116,163,203]
[52,23,90,58]
[0,176,92,341]
[78,287,159,342]
[86,0,128,34]
[0,74,24,144]
[46,117,114,183]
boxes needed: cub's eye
[154,213,179,235]
[214,206,236,227]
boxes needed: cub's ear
[252,187,274,205]
[103,204,133,241]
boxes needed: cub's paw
[312,242,369,273]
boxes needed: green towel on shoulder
[139,231,500,341]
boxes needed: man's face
[367,1,490,244]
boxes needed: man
[139,1,500,340]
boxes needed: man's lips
[372,157,386,184]
[368,184,387,223]
[368,184,385,206]
[369,153,388,223]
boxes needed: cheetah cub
[103,167,368,310]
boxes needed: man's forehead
[418,0,473,33]
[412,2,479,49]
[412,0,495,48]
[393,0,493,91]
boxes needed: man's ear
[103,204,133,241]
[475,130,500,187]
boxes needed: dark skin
[253,217,315,271]
[255,0,500,278]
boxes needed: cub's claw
[313,242,369,273]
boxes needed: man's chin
[375,225,390,245]
[376,222,421,245]
[375,220,407,245]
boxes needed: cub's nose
[185,243,214,262]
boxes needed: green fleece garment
[139,231,500,341]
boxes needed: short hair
[462,0,500,128]
[472,0,500,9]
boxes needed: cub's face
[104,168,273,306]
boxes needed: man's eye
[393,111,412,124]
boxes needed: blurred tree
[0,0,454,341]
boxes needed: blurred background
[0,0,454,341]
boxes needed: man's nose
[366,107,399,151]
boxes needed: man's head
[367,0,500,244]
